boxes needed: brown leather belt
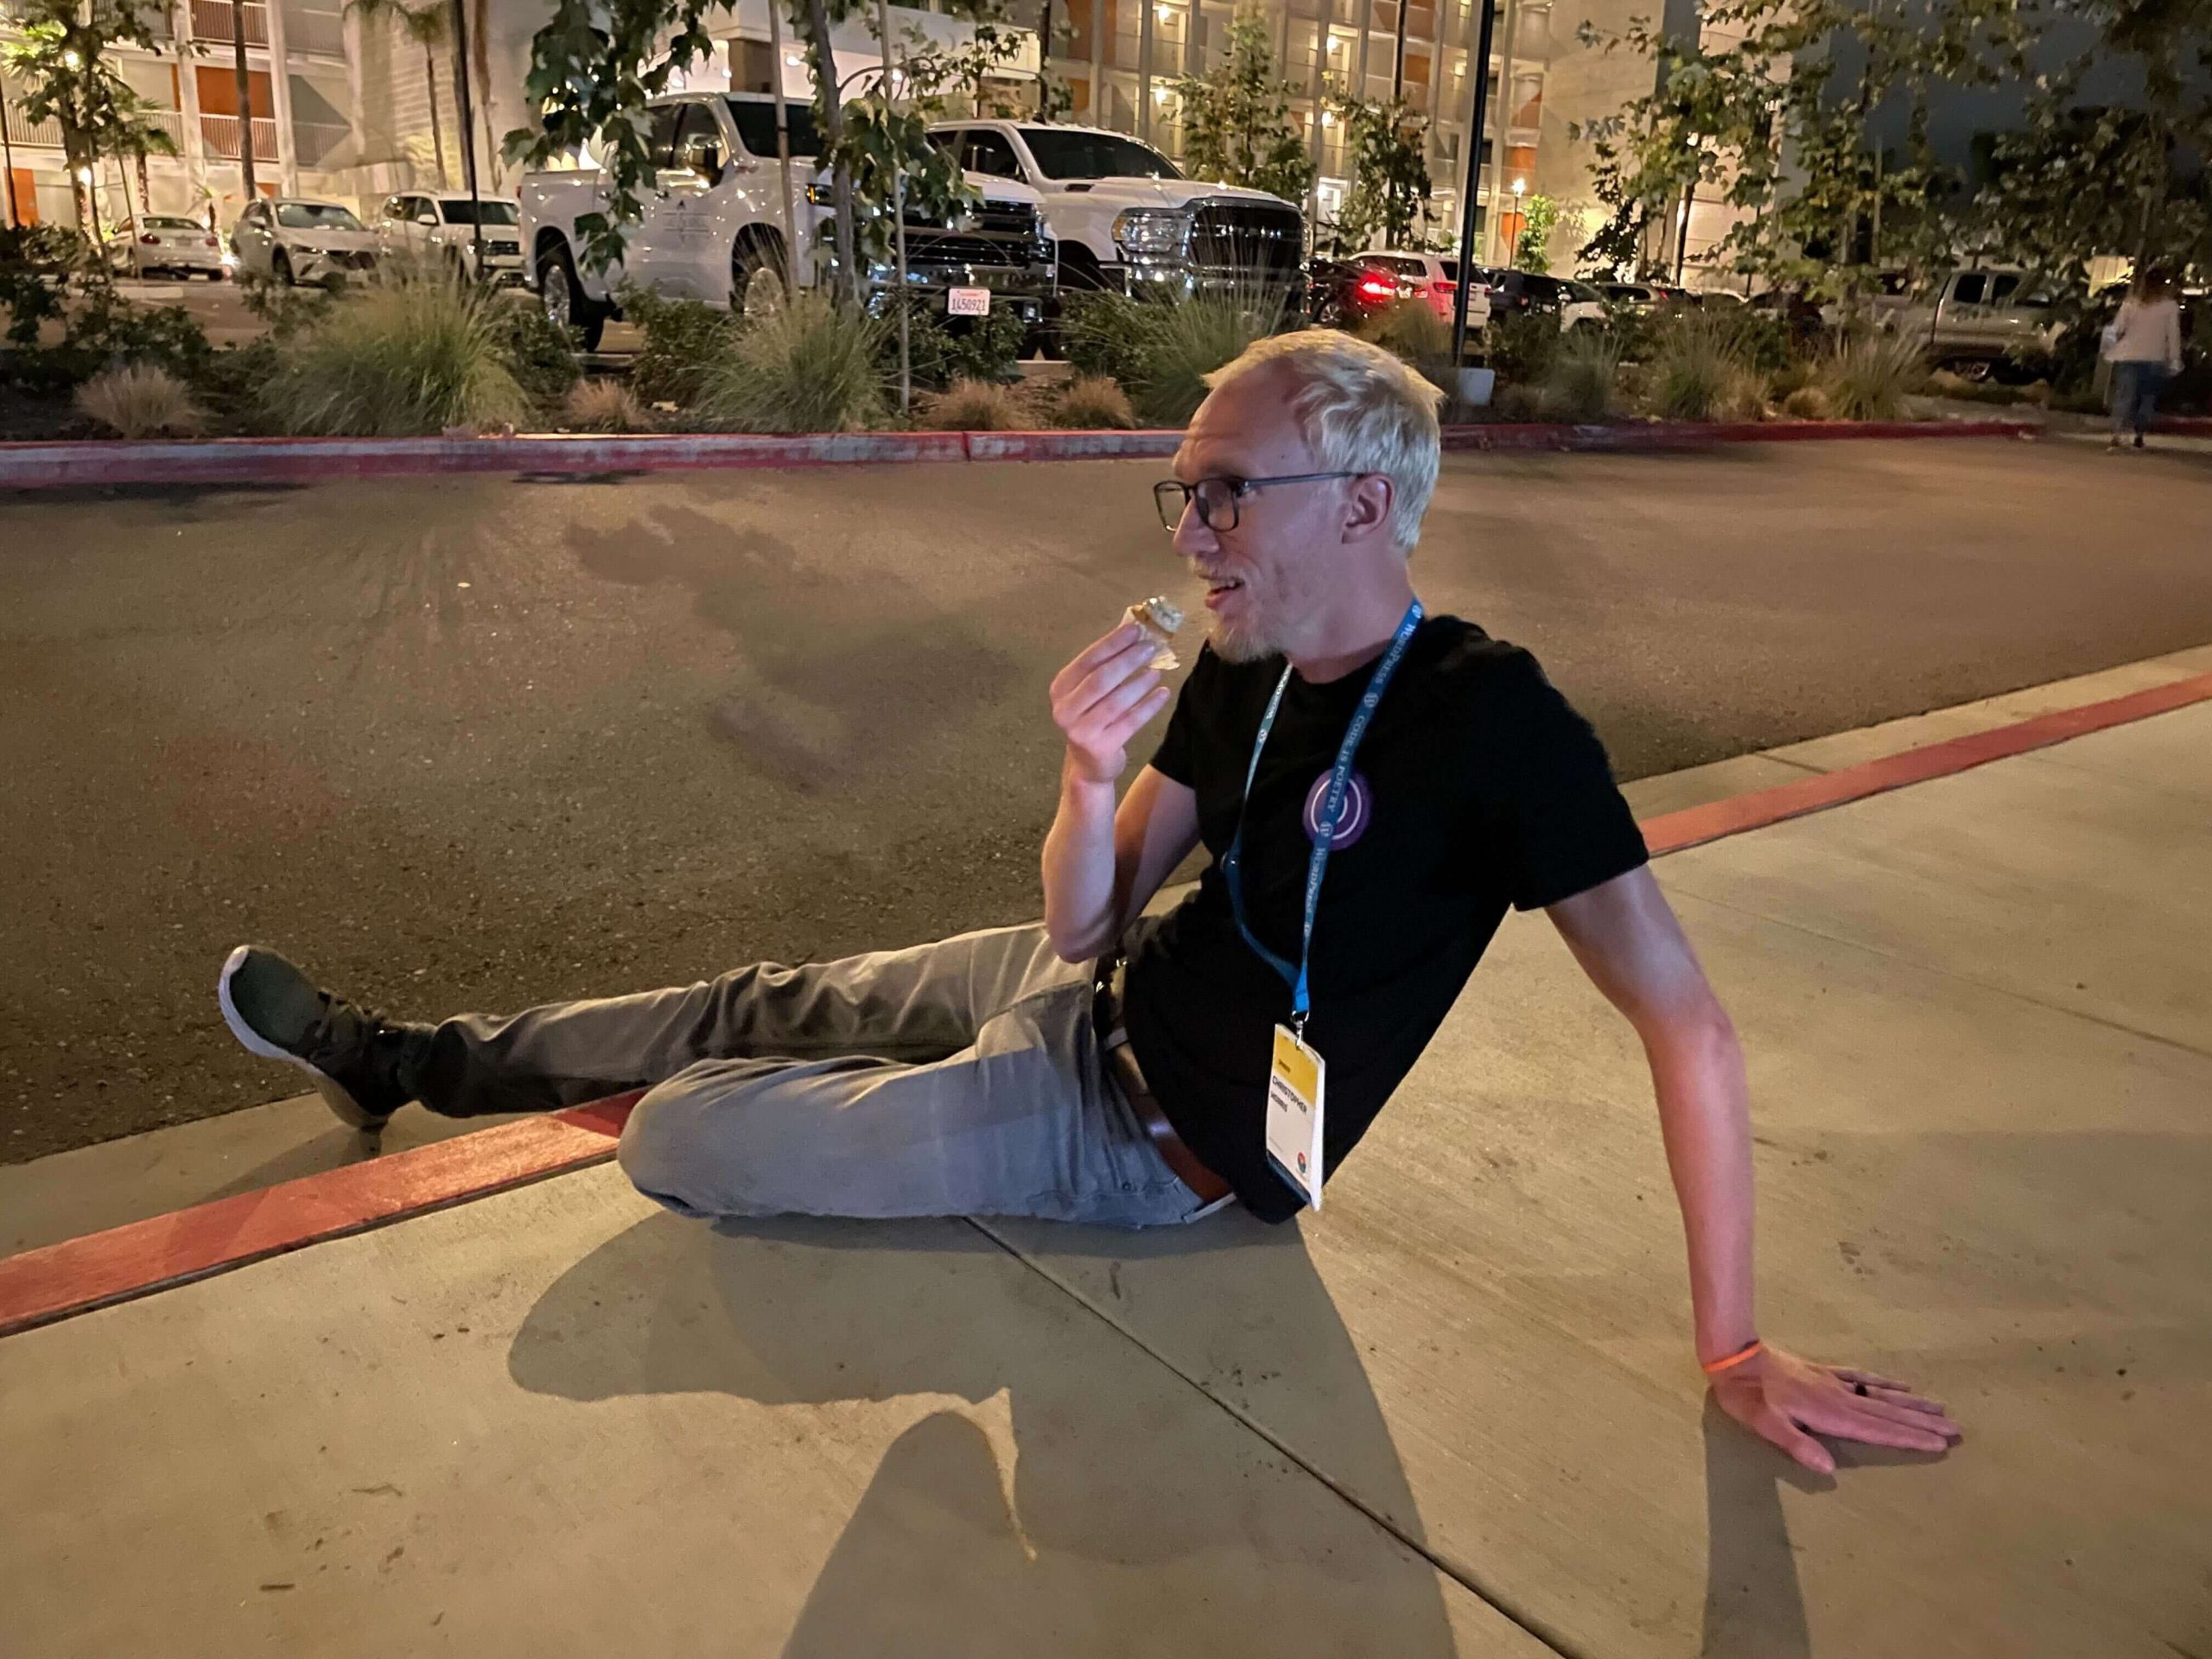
[1093,956,1233,1206]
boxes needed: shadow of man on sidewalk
[506,1208,1459,1657]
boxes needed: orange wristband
[1701,1338,1764,1376]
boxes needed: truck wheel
[733,235,789,318]
[538,241,607,353]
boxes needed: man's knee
[617,1075,728,1219]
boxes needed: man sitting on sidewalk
[218,330,1960,1473]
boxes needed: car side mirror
[417,213,438,226]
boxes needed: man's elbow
[1633,988,1738,1058]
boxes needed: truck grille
[1189,201,1303,280]
[901,200,1046,269]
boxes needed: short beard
[1207,611,1279,664]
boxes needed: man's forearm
[1643,1012,1759,1364]
[1040,754,1121,961]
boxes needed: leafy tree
[1572,0,2030,300]
[1513,192,1559,271]
[1170,4,1315,201]
[3,0,168,231]
[1322,93,1431,254]
[1974,0,2212,303]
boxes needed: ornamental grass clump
[259,274,531,435]
[1819,331,1924,421]
[563,377,652,432]
[1125,289,1288,426]
[1052,374,1138,429]
[922,377,1028,431]
[73,362,206,437]
[1544,328,1623,421]
[695,292,887,433]
[1645,314,1743,421]
[1357,298,1457,396]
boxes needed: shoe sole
[218,945,391,1131]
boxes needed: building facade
[1045,0,1555,264]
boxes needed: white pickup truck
[925,120,1306,303]
[521,92,1058,350]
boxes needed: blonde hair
[1205,329,1446,556]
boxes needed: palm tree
[346,0,450,188]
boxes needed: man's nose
[1172,498,1218,562]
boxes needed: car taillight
[204,237,219,248]
[1355,275,1395,302]
[140,233,160,245]
[1434,280,1455,295]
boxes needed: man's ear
[1342,474,1395,545]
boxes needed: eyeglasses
[1153,473,1361,532]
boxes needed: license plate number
[947,287,990,317]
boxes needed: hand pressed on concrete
[1713,1344,1962,1475]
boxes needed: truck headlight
[1113,209,1191,257]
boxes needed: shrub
[1544,328,1622,421]
[1486,309,1560,389]
[563,377,652,432]
[2,228,215,392]
[1357,299,1456,394]
[1719,365,1770,422]
[1061,291,1153,387]
[620,284,740,407]
[1052,373,1137,429]
[1645,315,1741,420]
[73,362,205,437]
[486,295,582,404]
[696,291,886,433]
[922,376,1028,430]
[1819,331,1923,421]
[890,298,1028,390]
[1125,289,1287,427]
[259,275,533,436]
[1781,385,1830,419]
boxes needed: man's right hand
[1050,623,1173,785]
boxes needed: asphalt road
[4,435,2210,1161]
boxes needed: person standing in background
[2104,269,2185,451]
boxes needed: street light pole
[1447,0,1500,375]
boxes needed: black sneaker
[218,945,430,1130]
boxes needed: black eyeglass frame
[1153,472,1363,532]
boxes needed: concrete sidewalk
[3,698,2209,1656]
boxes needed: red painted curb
[0,416,2038,490]
[0,1094,641,1338]
[7,668,2209,1338]
[1643,671,2212,856]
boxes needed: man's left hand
[1713,1345,1963,1474]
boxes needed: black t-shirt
[1121,615,1648,1224]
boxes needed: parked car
[926,120,1306,311]
[231,198,380,285]
[107,214,229,280]
[1476,269,1607,330]
[1880,267,2063,378]
[1594,279,1691,310]
[1309,251,1491,334]
[522,92,1057,352]
[374,191,525,286]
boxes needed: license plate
[947,287,990,317]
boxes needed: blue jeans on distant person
[2109,361,2171,438]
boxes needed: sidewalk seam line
[1662,883,2212,1065]
[963,1214,1586,1659]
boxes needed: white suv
[926,121,1305,302]
[230,198,379,284]
[375,192,526,286]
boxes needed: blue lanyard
[1222,599,1423,1035]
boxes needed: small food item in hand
[1125,594,1185,672]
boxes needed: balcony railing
[288,9,346,54]
[7,107,67,149]
[189,0,268,48]
[198,111,279,162]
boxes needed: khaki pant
[415,924,1217,1229]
